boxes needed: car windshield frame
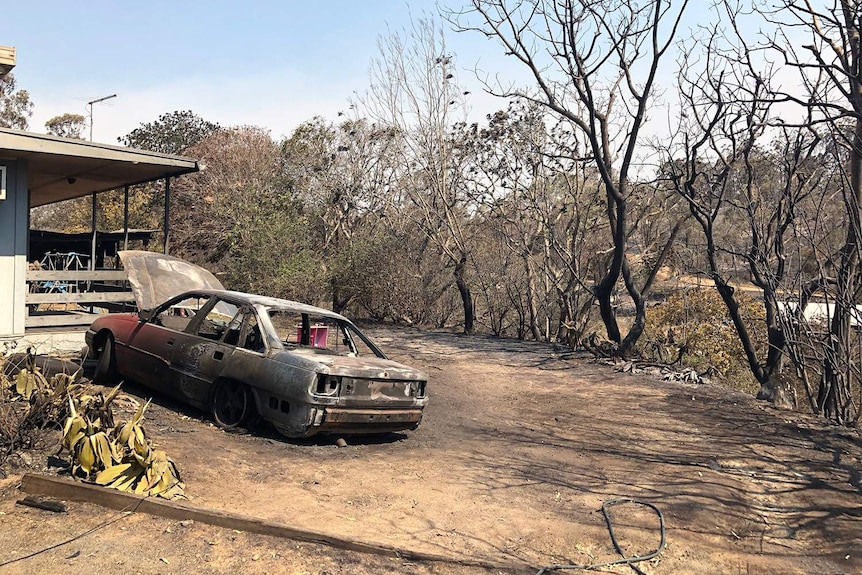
[259,305,388,359]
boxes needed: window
[343,324,381,357]
[221,308,264,352]
[264,308,383,358]
[267,310,304,347]
[241,314,265,353]
[195,300,239,341]
[154,294,212,332]
[267,310,350,355]
[222,309,246,346]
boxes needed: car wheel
[273,422,305,439]
[94,335,117,384]
[211,380,251,429]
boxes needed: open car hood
[119,250,225,311]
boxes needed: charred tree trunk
[820,304,852,420]
[594,195,626,347]
[525,256,543,341]
[699,212,776,400]
[819,67,862,422]
[620,258,646,354]
[617,218,683,354]
[454,253,475,334]
[331,279,351,314]
[820,205,859,421]
[755,298,794,409]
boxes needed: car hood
[119,250,225,311]
[288,351,428,381]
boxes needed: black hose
[535,498,666,575]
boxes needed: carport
[0,127,199,338]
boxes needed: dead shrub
[0,350,80,474]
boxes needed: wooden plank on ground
[16,495,68,513]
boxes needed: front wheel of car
[273,422,314,439]
[211,380,251,429]
[94,335,117,384]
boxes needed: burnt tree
[452,0,689,354]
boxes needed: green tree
[0,73,33,130]
[170,126,327,303]
[45,113,86,139]
[119,110,221,154]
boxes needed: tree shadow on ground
[450,366,861,569]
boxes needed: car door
[169,298,242,408]
[121,293,214,389]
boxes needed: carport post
[123,184,129,251]
[90,192,97,270]
[163,176,171,254]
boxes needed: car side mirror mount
[138,309,154,322]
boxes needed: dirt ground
[0,325,860,575]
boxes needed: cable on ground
[0,497,144,568]
[535,498,666,575]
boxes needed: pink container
[296,325,329,348]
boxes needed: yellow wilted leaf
[103,383,123,406]
[91,432,115,469]
[111,468,141,492]
[15,370,35,400]
[95,462,134,485]
[77,437,96,474]
[63,417,87,452]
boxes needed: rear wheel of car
[93,335,117,384]
[211,380,251,429]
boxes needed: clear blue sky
[5,2,799,149]
[5,1,517,143]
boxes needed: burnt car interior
[267,310,381,358]
[223,310,265,352]
[194,301,238,341]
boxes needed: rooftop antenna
[87,93,117,141]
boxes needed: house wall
[0,159,28,338]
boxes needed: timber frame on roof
[0,128,199,207]
[0,46,14,76]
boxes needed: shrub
[638,287,766,393]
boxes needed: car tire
[273,422,310,439]
[94,335,117,384]
[211,380,251,429]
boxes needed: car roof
[178,289,350,322]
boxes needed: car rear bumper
[319,407,423,434]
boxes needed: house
[779,301,862,329]
[0,129,198,341]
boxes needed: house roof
[0,46,15,76]
[0,128,199,207]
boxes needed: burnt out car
[85,251,428,438]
